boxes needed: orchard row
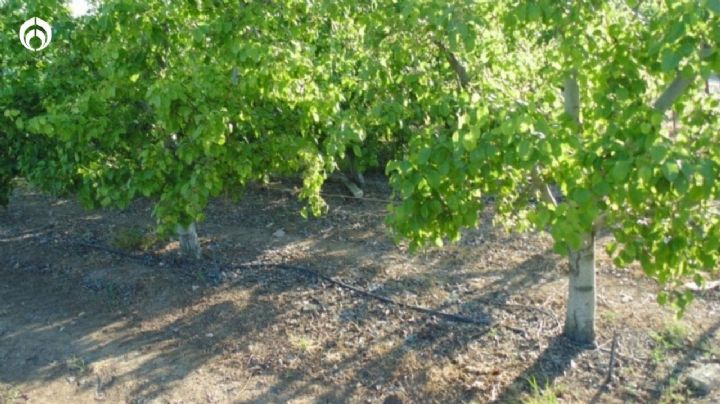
[2,0,720,344]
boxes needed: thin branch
[526,73,580,210]
[531,168,557,207]
[250,261,495,326]
[75,241,161,264]
[543,183,558,206]
[598,345,646,364]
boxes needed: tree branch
[531,168,557,207]
[563,71,581,123]
[653,74,694,113]
[528,72,580,210]
[653,44,712,113]
[527,71,580,214]
[433,40,471,90]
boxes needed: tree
[386,1,720,345]
[3,1,718,345]
[1,1,81,205]
[3,0,376,257]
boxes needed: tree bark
[562,72,597,345]
[653,75,694,113]
[563,73,580,120]
[177,222,201,259]
[338,171,364,199]
[434,40,471,90]
[347,152,366,187]
[652,44,710,113]
[565,234,597,345]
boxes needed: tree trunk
[338,171,364,198]
[560,71,597,344]
[347,152,366,187]
[564,234,596,345]
[177,222,201,259]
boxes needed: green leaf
[650,145,668,163]
[416,148,432,165]
[593,181,611,196]
[662,161,680,182]
[665,21,686,43]
[518,138,532,160]
[572,188,592,205]
[611,160,633,182]
[661,49,681,72]
[629,187,645,205]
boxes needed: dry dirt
[1,176,719,403]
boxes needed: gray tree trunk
[177,222,201,259]
[565,235,596,345]
[562,72,596,345]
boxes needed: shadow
[0,177,569,402]
[247,311,495,403]
[650,319,720,401]
[0,186,300,402]
[0,248,286,401]
[492,336,585,403]
[243,248,562,402]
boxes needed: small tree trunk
[561,71,596,345]
[338,171,364,198]
[347,152,366,187]
[564,234,596,345]
[177,222,201,259]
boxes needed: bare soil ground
[1,176,719,403]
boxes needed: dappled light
[2,1,720,402]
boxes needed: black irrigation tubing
[432,294,559,325]
[320,192,394,203]
[258,184,397,204]
[74,241,161,264]
[72,241,526,334]
[231,261,501,327]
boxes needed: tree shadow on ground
[492,336,586,403]
[0,182,569,402]
[0,252,288,401]
[650,318,720,401]
[246,251,563,403]
[0,187,315,401]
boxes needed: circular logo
[19,17,52,51]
